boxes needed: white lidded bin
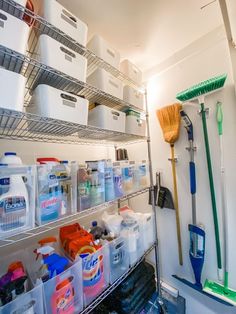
[0,9,29,54]
[88,105,125,133]
[0,165,36,239]
[87,34,120,69]
[0,284,44,314]
[108,236,129,284]
[39,0,87,46]
[126,111,146,136]
[123,85,144,110]
[87,68,123,99]
[28,85,88,125]
[43,259,83,314]
[37,34,87,82]
[0,68,25,111]
[120,59,142,85]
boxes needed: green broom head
[176,74,227,101]
[204,278,236,306]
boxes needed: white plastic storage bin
[43,259,83,314]
[125,111,146,136]
[0,9,29,54]
[0,284,44,314]
[37,35,87,82]
[108,236,129,284]
[87,34,120,69]
[36,162,76,225]
[87,68,123,99]
[0,165,35,239]
[120,59,142,85]
[81,245,109,306]
[123,85,144,110]
[39,0,87,46]
[88,105,125,133]
[120,219,143,266]
[28,85,89,125]
[0,68,25,112]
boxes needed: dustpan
[149,173,175,210]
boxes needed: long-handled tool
[203,102,236,305]
[156,103,183,265]
[176,74,227,279]
[180,110,205,288]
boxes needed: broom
[157,103,183,265]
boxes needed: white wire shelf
[0,107,147,145]
[0,0,144,91]
[0,44,145,114]
[81,244,156,314]
[0,187,150,249]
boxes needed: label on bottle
[0,196,26,214]
[82,253,104,287]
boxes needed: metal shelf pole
[144,89,163,301]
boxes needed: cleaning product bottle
[89,221,104,240]
[113,162,124,198]
[0,152,22,165]
[0,154,29,236]
[104,160,115,202]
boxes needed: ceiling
[59,0,223,74]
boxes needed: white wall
[137,27,236,314]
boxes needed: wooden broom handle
[170,144,183,265]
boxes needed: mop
[180,110,205,288]
[203,102,236,305]
[156,103,183,265]
[176,74,227,280]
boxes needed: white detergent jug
[0,152,22,165]
[0,169,29,236]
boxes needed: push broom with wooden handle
[157,103,183,265]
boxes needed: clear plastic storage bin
[36,162,76,225]
[113,162,124,198]
[133,161,150,191]
[81,245,109,306]
[121,161,135,194]
[87,34,120,69]
[87,68,123,99]
[108,236,129,284]
[123,85,144,110]
[120,59,142,85]
[0,165,35,239]
[120,219,143,266]
[133,212,155,252]
[38,0,88,46]
[43,259,83,314]
[0,284,44,314]
[85,160,105,207]
[28,85,89,125]
[0,9,29,54]
[37,34,87,82]
[88,105,125,133]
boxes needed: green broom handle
[201,102,222,272]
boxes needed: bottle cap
[60,160,69,164]
[5,152,16,156]
[92,221,97,227]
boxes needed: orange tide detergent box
[59,223,106,301]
